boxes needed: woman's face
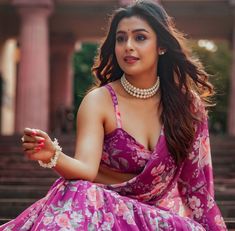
[115,16,159,77]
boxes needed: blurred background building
[0,0,234,136]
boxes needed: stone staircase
[0,134,75,223]
[0,134,235,230]
[210,135,235,230]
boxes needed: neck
[124,74,158,89]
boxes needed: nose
[125,38,134,52]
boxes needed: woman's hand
[21,128,56,163]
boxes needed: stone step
[0,185,50,199]
[214,167,235,176]
[0,162,64,171]
[215,178,235,185]
[214,168,235,174]
[0,177,57,186]
[0,164,52,170]
[0,218,11,225]
[212,158,235,163]
[215,181,235,190]
[210,135,235,142]
[217,201,235,218]
[0,198,37,218]
[212,156,235,162]
[211,142,235,147]
[225,218,235,229]
[0,170,58,178]
[215,189,235,201]
[0,161,56,169]
[211,144,235,149]
[211,150,235,155]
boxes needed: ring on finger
[21,137,25,142]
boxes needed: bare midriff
[93,164,137,185]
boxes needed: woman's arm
[22,88,105,182]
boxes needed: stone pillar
[0,39,4,133]
[12,0,53,133]
[0,39,18,135]
[50,35,75,133]
[228,17,235,136]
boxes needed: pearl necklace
[120,74,160,99]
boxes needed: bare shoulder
[77,86,110,119]
[83,87,107,104]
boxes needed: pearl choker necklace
[120,74,160,99]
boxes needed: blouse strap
[104,84,122,128]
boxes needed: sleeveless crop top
[100,84,163,174]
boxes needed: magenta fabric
[0,85,227,231]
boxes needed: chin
[121,68,143,76]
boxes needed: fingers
[24,128,49,140]
[25,150,42,160]
[21,128,48,143]
[21,134,45,143]
[25,150,41,160]
[21,127,54,162]
[22,128,46,156]
[22,140,45,151]
[24,145,54,161]
[23,141,46,160]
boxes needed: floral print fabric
[0,85,227,230]
[0,179,206,230]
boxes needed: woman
[0,0,227,230]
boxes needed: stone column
[0,39,18,135]
[50,35,76,133]
[228,17,235,136]
[12,0,53,133]
[0,39,4,133]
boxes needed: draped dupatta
[104,127,183,204]
[103,110,227,230]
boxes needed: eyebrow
[116,28,149,34]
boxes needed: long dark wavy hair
[92,0,214,163]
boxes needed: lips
[123,56,139,64]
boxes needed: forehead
[116,16,154,33]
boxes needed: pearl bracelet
[38,138,62,168]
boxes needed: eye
[135,34,146,41]
[116,35,125,43]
